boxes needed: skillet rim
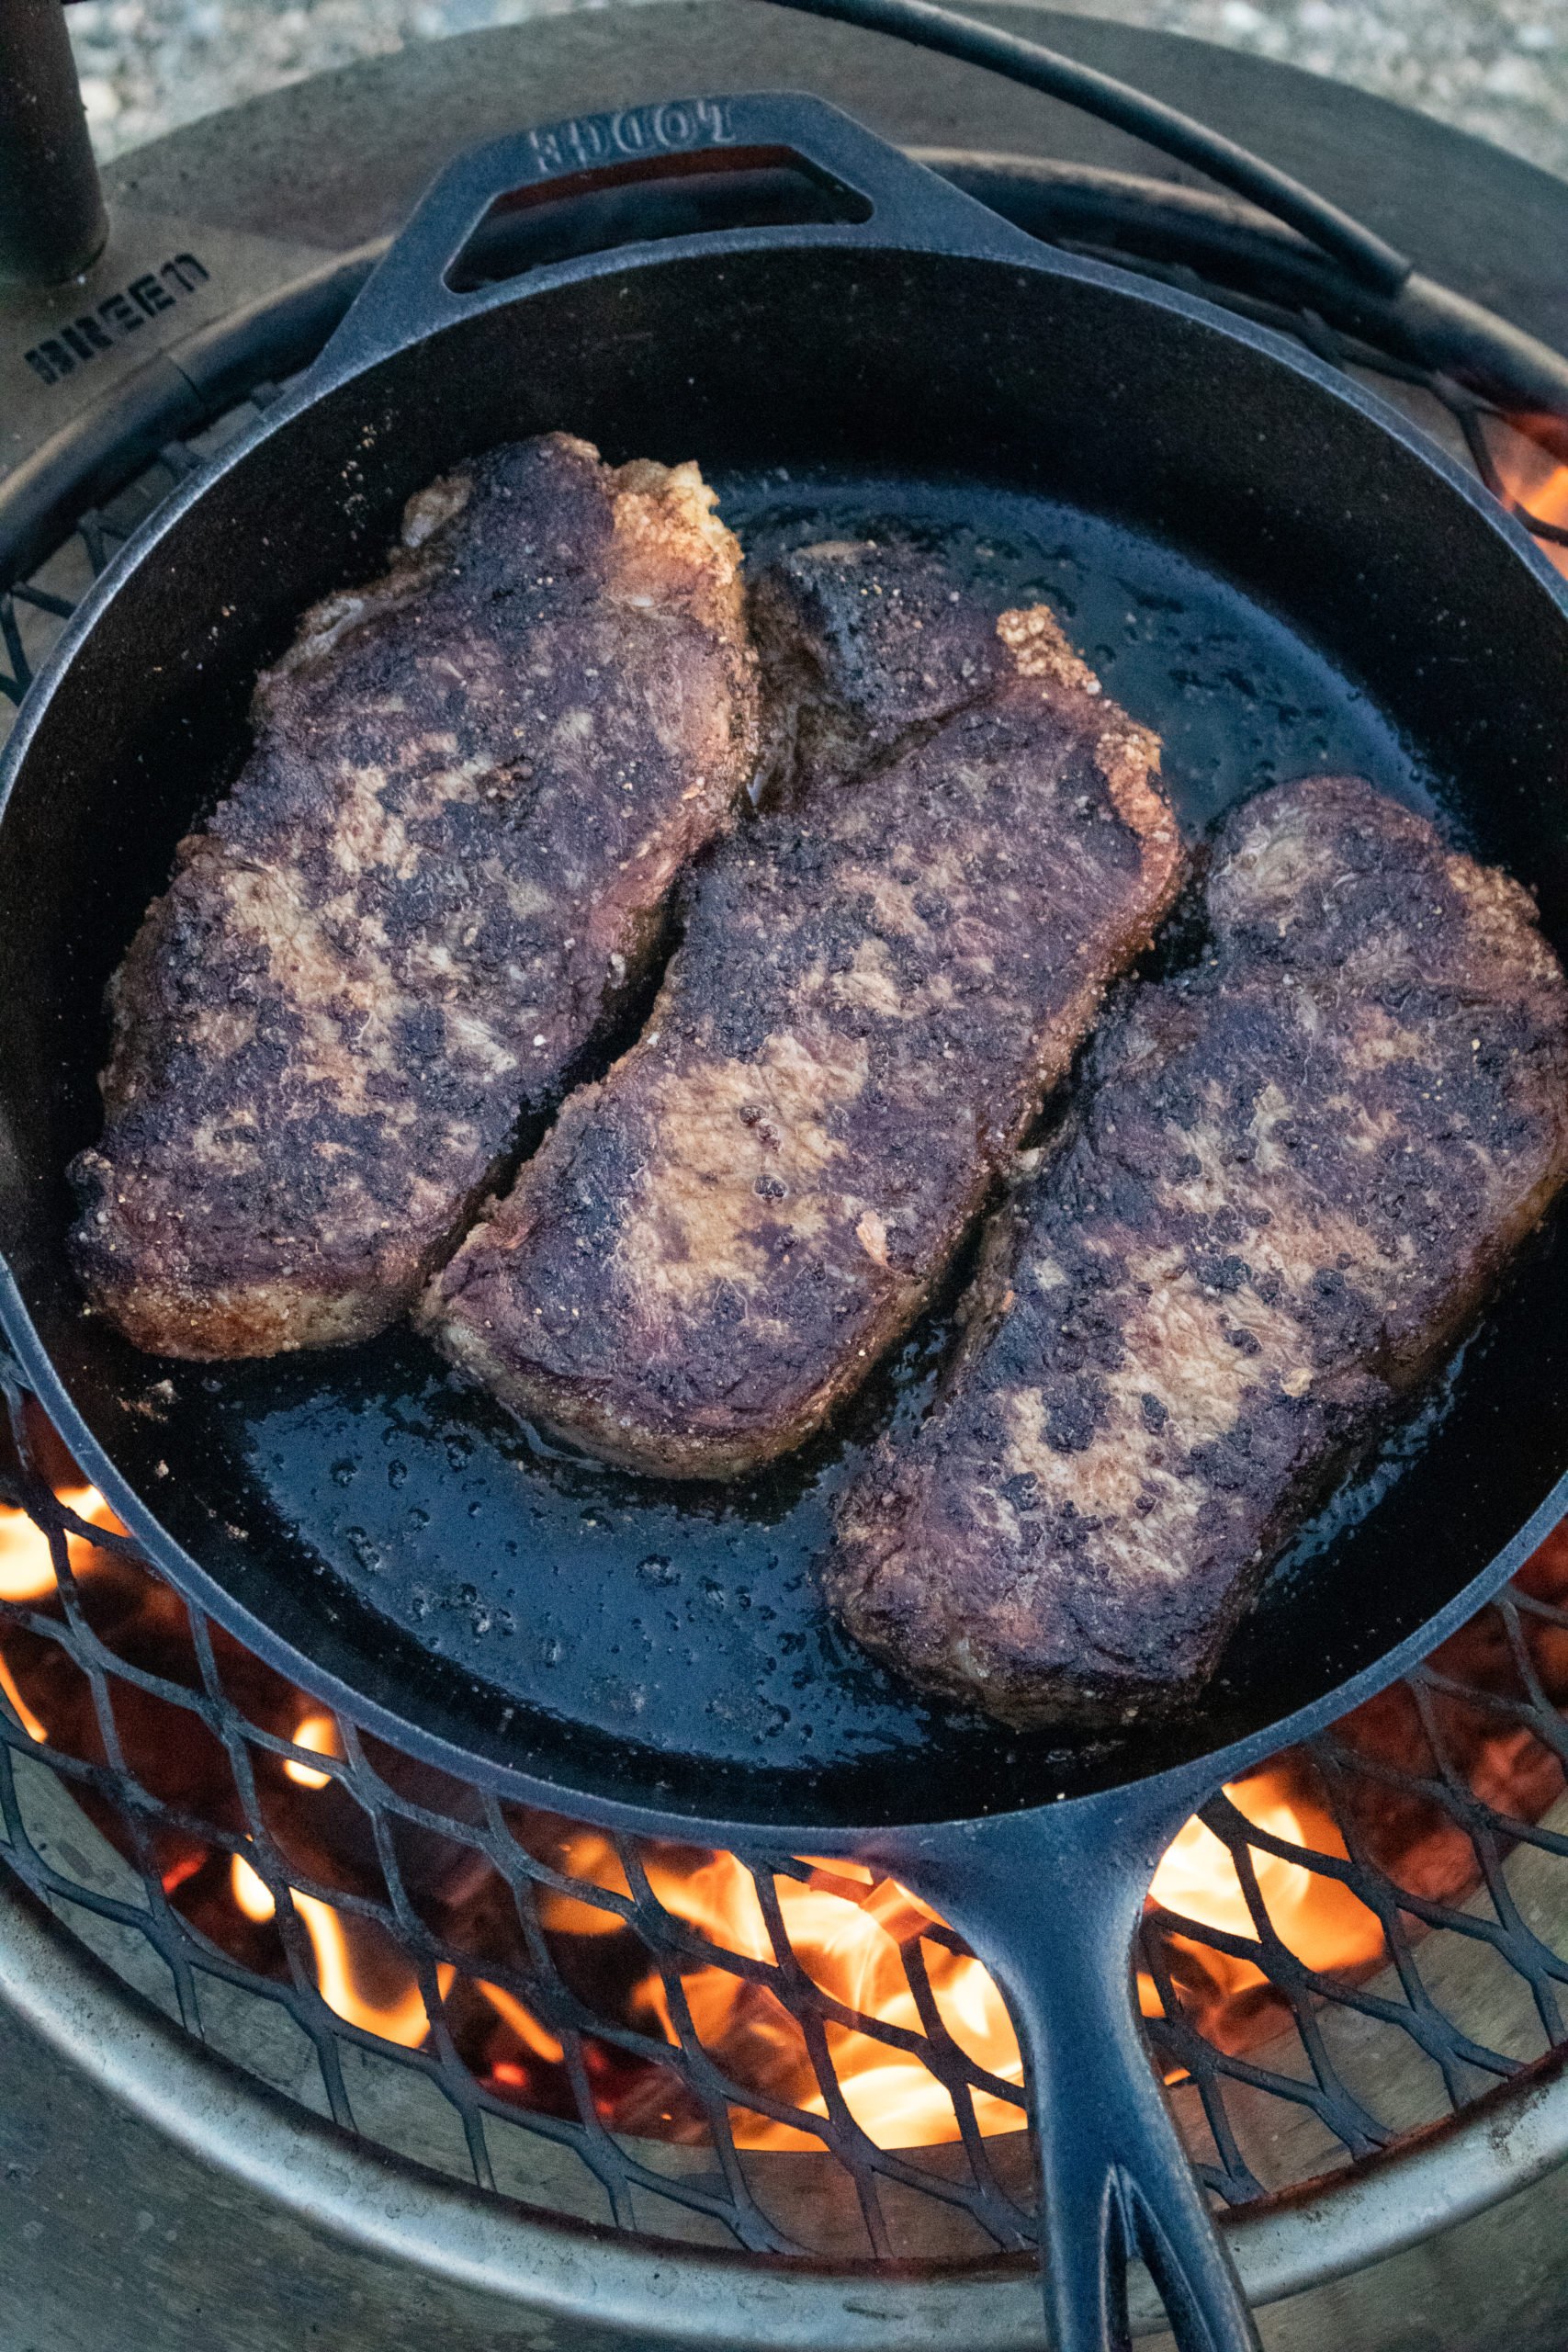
[5,193,1568,1852]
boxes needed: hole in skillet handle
[306,95,1041,380]
[445,147,874,292]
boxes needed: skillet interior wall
[6,236,1568,1824]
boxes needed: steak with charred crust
[422,541,1183,1476]
[70,434,758,1359]
[829,775,1568,1727]
[746,536,1015,800]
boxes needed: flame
[476,1976,566,2066]
[0,1487,123,1741]
[1139,1770,1385,2028]
[536,1831,634,1934]
[12,1622,1394,2154]
[0,1486,118,1602]
[5,1396,1558,2160]
[1488,418,1568,579]
[284,1710,341,1790]
[611,1771,1387,2148]
[229,1855,449,2047]
[630,1849,1024,2151]
[231,1854,276,1920]
[295,1894,445,2047]
[0,1651,46,1743]
[0,1506,56,1604]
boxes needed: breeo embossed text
[22,254,211,388]
[525,98,735,176]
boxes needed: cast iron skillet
[5,92,1568,2352]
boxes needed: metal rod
[0,0,107,288]
[752,0,1413,294]
[922,153,1568,449]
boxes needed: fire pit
[7,1369,1568,2248]
[8,12,1568,2350]
[8,1340,1568,2339]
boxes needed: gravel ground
[66,0,1568,175]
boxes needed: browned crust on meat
[828,775,1568,1727]
[69,433,758,1357]
[422,548,1182,1475]
[746,537,1013,803]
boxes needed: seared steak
[746,535,1015,799]
[423,542,1183,1476]
[829,775,1568,1727]
[71,434,757,1358]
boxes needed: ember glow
[1139,1770,1386,2041]
[3,1439,1566,2154]
[1489,417,1568,579]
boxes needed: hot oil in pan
[201,476,1442,1784]
[730,474,1436,835]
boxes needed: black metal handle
[891,1784,1260,2352]
[312,89,1039,378]
[754,0,1410,296]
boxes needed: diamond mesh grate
[0,1376,1041,2260]
[1145,1548,1568,2207]
[5,220,1568,2264]
[4,1349,1568,2254]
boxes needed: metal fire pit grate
[5,181,1568,2265]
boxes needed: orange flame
[231,1854,276,1921]
[230,1855,450,2047]
[0,1487,121,1741]
[0,1506,56,1605]
[1139,1770,1385,2026]
[0,1652,46,1743]
[1488,418,1568,579]
[0,1468,1400,2152]
[537,1831,634,1934]
[283,1710,341,1790]
[10,1571,1391,2153]
[624,1848,1025,2150]
[0,1486,118,1602]
[0,1407,1547,2157]
[565,1769,1388,2150]
[476,1976,566,2066]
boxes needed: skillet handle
[896,1789,1261,2352]
[310,88,1041,375]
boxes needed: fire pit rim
[5,1863,1566,2341]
